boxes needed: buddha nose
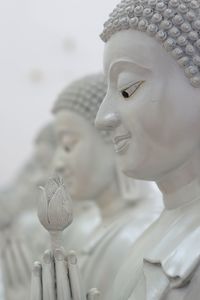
[95,94,121,131]
[52,148,66,173]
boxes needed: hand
[31,248,100,300]
[2,236,32,300]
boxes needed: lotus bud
[37,175,73,250]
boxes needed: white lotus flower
[38,175,73,232]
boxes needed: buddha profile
[94,0,200,298]
[51,73,119,252]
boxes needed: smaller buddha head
[52,74,116,201]
[0,123,57,218]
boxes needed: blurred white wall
[0,0,118,187]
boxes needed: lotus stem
[50,230,63,252]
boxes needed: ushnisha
[53,74,106,122]
[101,0,200,87]
[52,73,110,142]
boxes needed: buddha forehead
[104,29,174,76]
[55,110,91,131]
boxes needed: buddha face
[27,142,55,187]
[34,142,55,170]
[96,30,200,181]
[53,110,115,201]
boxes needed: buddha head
[13,123,57,211]
[21,123,57,188]
[52,74,119,202]
[96,0,200,182]
[0,123,57,221]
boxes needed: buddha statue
[31,73,162,299]
[1,122,57,256]
[0,122,56,223]
[1,123,56,300]
[93,0,200,298]
[15,122,56,211]
[52,74,128,221]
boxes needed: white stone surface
[95,27,200,299]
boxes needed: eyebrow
[57,129,77,137]
[108,59,151,79]
[119,80,144,91]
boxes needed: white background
[0,0,118,188]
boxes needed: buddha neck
[95,179,123,220]
[157,149,200,210]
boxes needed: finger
[10,239,31,284]
[54,248,71,300]
[30,261,42,300]
[42,249,56,300]
[68,250,86,300]
[87,288,101,300]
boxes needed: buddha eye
[63,139,78,153]
[64,145,71,153]
[121,80,144,99]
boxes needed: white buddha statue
[1,123,57,249]
[31,73,162,300]
[94,0,200,298]
[1,123,56,300]
[0,122,56,221]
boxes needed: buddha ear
[115,156,141,204]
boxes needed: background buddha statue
[52,72,162,245]
[31,73,162,300]
[14,122,56,211]
[94,0,200,298]
[0,123,56,300]
[0,122,56,223]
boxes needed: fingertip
[43,249,53,264]
[68,250,77,265]
[55,247,65,261]
[32,261,42,276]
